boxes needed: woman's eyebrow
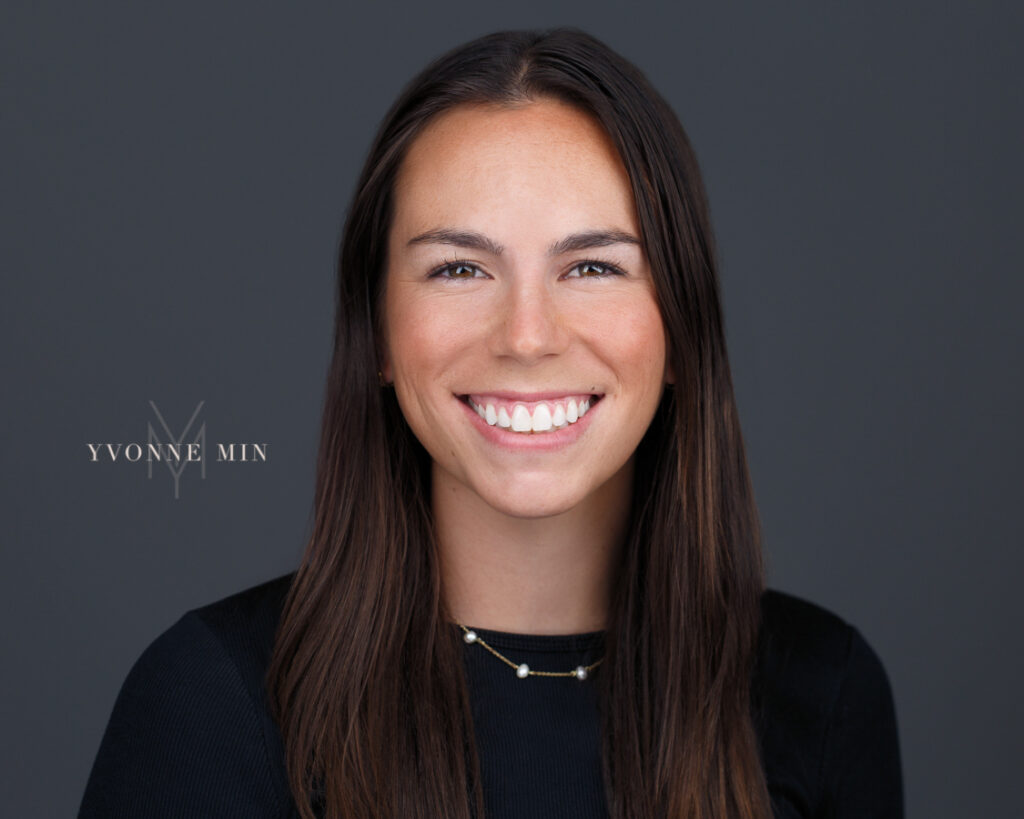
[406,228,641,256]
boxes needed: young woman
[79,28,903,819]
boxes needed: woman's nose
[489,279,570,364]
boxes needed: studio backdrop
[3,2,1021,817]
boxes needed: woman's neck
[432,461,632,635]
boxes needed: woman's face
[382,98,670,519]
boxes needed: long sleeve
[817,625,904,818]
[78,610,293,818]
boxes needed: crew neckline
[450,621,605,653]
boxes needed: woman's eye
[429,262,485,280]
[428,260,624,280]
[565,261,624,278]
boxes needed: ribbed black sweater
[78,574,903,818]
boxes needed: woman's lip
[455,392,599,451]
[458,390,603,402]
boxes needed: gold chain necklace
[459,624,604,680]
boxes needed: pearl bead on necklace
[459,625,603,681]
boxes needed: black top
[78,574,903,818]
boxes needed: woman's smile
[464,392,600,432]
[455,392,604,453]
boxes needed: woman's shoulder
[180,572,296,678]
[755,586,896,732]
[758,588,869,675]
[138,571,297,704]
[79,573,298,818]
[755,588,903,818]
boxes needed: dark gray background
[3,1,1021,816]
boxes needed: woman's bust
[79,27,902,819]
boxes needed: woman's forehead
[391,100,638,245]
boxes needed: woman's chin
[472,483,587,521]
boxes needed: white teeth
[531,404,553,432]
[511,404,533,432]
[468,396,598,434]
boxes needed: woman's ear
[664,358,675,386]
[374,306,393,384]
[376,332,393,385]
[377,347,393,385]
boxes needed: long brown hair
[268,27,771,819]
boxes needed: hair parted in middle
[268,26,772,819]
